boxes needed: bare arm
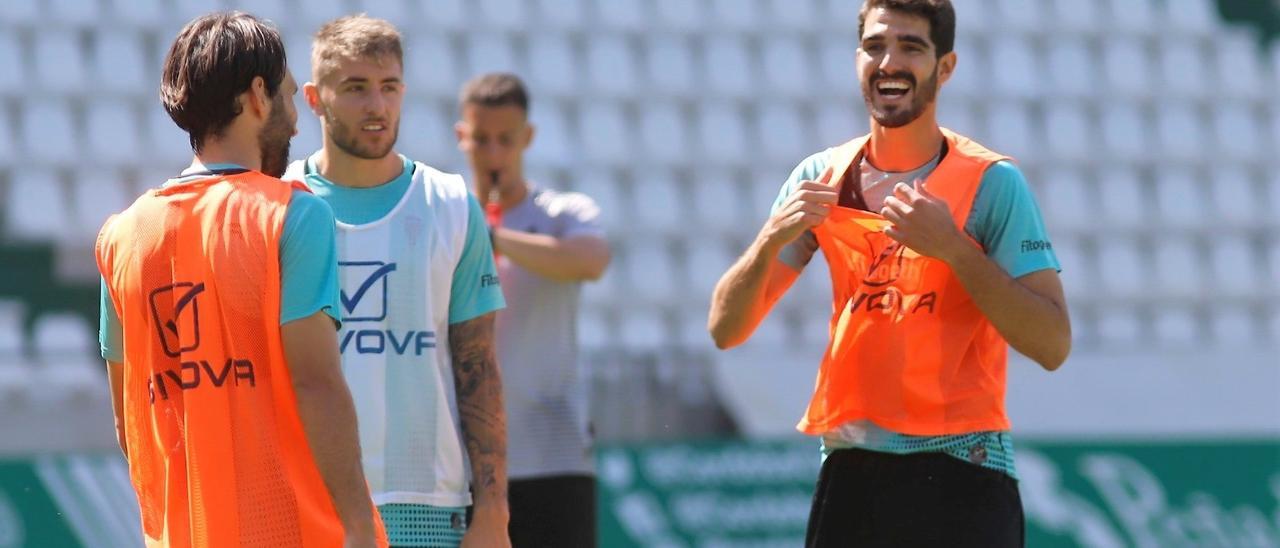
[493,230,610,282]
[883,182,1072,370]
[105,360,127,458]
[709,174,837,349]
[449,312,510,548]
[282,311,377,541]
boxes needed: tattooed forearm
[449,312,508,509]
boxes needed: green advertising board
[597,439,1280,547]
[0,456,140,548]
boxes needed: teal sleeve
[449,195,506,324]
[280,190,342,326]
[99,277,123,362]
[773,151,830,270]
[964,161,1061,278]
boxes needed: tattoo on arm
[449,312,508,506]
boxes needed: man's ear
[245,75,271,120]
[937,51,957,86]
[521,122,535,152]
[303,82,322,116]
[454,121,469,150]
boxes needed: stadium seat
[821,0,860,27]
[237,0,288,28]
[1153,166,1207,230]
[1215,30,1267,101]
[685,237,737,308]
[1209,166,1260,228]
[1153,306,1199,346]
[1102,37,1153,100]
[696,101,750,164]
[146,106,193,168]
[984,100,1037,164]
[33,313,94,359]
[34,31,87,94]
[69,177,127,245]
[814,103,865,151]
[703,36,754,98]
[92,32,148,95]
[643,34,696,96]
[789,252,832,311]
[653,0,703,32]
[1158,41,1208,100]
[525,35,578,99]
[618,307,670,353]
[285,35,314,84]
[1104,0,1157,36]
[0,301,24,355]
[1154,102,1202,161]
[1212,103,1263,162]
[396,102,452,166]
[1047,0,1103,36]
[1097,167,1147,231]
[50,0,100,27]
[625,239,680,305]
[761,37,809,98]
[532,0,586,30]
[1050,235,1094,299]
[638,101,689,166]
[0,363,34,404]
[762,0,814,29]
[756,101,808,163]
[751,174,785,220]
[1160,0,1216,37]
[586,34,639,98]
[1152,239,1201,299]
[21,100,78,166]
[818,36,859,94]
[1095,304,1142,346]
[988,36,1041,100]
[1043,102,1092,163]
[405,35,459,97]
[1210,306,1256,347]
[1045,39,1096,99]
[465,32,519,79]
[689,170,746,237]
[292,107,322,160]
[172,0,221,24]
[0,32,22,97]
[1099,103,1150,163]
[418,0,467,31]
[632,171,684,236]
[580,250,621,308]
[0,107,15,167]
[578,101,630,165]
[1210,236,1260,298]
[6,169,72,242]
[527,100,574,168]
[1270,241,1280,294]
[352,0,408,23]
[296,0,349,31]
[1095,235,1146,300]
[478,0,526,30]
[0,0,37,25]
[577,306,614,352]
[1039,168,1091,234]
[741,311,791,352]
[991,0,1044,35]
[717,0,766,31]
[595,0,645,32]
[86,100,141,167]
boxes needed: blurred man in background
[97,11,383,547]
[283,15,510,548]
[456,73,611,547]
[708,0,1070,545]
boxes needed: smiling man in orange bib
[708,1,1071,546]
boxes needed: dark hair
[858,0,956,57]
[459,72,530,114]
[160,11,287,153]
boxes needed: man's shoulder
[531,187,599,217]
[409,159,470,202]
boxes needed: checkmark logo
[149,282,205,358]
[339,262,397,322]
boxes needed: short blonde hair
[311,14,403,84]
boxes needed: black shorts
[805,448,1024,548]
[508,474,596,548]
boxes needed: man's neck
[191,139,261,173]
[865,114,945,172]
[314,146,403,189]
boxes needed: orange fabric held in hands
[96,172,386,548]
[799,129,1013,437]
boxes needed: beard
[258,93,293,178]
[324,105,398,160]
[861,64,939,129]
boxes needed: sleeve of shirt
[279,190,343,326]
[449,195,507,324]
[964,161,1062,279]
[556,192,606,240]
[99,276,123,362]
[772,151,830,271]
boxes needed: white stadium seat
[653,0,704,32]
[595,0,645,32]
[632,171,684,236]
[638,102,690,166]
[478,0,526,30]
[465,32,519,78]
[703,36,754,98]
[92,32,148,95]
[644,35,696,96]
[526,35,578,99]
[756,101,808,163]
[22,100,78,166]
[761,37,809,98]
[586,35,639,98]
[697,101,750,164]
[6,169,71,242]
[86,100,141,166]
[1158,41,1209,100]
[406,36,459,97]
[532,0,586,31]
[34,31,86,94]
[578,101,630,165]
[527,100,575,168]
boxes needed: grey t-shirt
[496,186,605,479]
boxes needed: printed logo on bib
[146,281,256,403]
[340,261,397,322]
[149,282,205,357]
[847,235,937,318]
